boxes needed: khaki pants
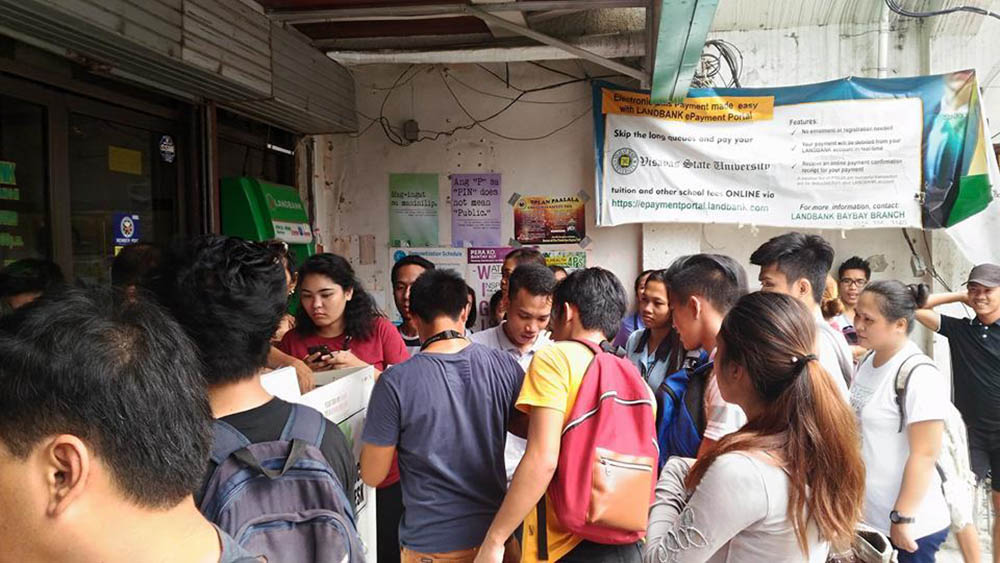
[401,538,520,563]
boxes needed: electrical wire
[444,69,593,105]
[348,63,626,144]
[693,39,743,88]
[884,0,1000,21]
[440,71,593,141]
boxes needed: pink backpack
[538,339,658,557]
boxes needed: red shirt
[278,316,409,487]
[278,316,409,371]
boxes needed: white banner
[600,95,923,229]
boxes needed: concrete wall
[312,62,644,310]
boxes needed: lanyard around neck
[420,330,466,351]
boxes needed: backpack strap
[210,419,253,465]
[280,403,327,448]
[894,353,937,433]
[571,338,625,358]
[536,495,549,561]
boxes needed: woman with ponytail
[852,281,950,562]
[644,292,864,562]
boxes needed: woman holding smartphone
[279,253,408,376]
[278,252,409,563]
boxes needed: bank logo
[611,147,638,175]
[120,216,135,238]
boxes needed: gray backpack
[199,404,365,563]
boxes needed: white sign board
[600,94,923,229]
[261,366,378,560]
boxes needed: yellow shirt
[516,341,595,562]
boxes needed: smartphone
[307,345,332,358]
[842,326,859,346]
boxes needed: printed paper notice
[514,196,586,244]
[451,173,501,247]
[389,173,439,247]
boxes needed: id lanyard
[420,330,466,351]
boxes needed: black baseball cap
[964,264,1000,288]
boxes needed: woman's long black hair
[294,253,383,341]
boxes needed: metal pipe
[464,7,646,80]
[877,1,890,78]
[326,32,645,65]
[269,0,647,24]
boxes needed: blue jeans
[893,527,949,563]
[560,541,642,563]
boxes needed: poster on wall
[544,250,587,270]
[467,247,514,331]
[389,173,439,247]
[593,71,999,250]
[388,247,466,323]
[451,173,502,247]
[513,196,586,244]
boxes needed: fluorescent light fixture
[267,143,294,155]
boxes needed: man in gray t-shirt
[360,269,524,559]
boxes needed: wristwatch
[889,510,915,524]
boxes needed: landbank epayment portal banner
[594,71,996,231]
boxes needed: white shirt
[645,453,829,563]
[470,323,551,482]
[850,340,950,537]
[814,311,853,398]
[470,323,551,369]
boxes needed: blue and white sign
[113,213,141,245]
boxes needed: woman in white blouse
[852,281,950,562]
[645,292,865,562]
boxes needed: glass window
[68,113,177,284]
[0,95,49,266]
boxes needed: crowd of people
[1,230,998,563]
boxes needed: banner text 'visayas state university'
[593,71,995,231]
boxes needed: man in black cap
[917,262,1000,560]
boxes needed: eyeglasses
[839,278,868,288]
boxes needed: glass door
[68,112,179,284]
[0,95,49,267]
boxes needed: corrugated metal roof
[710,0,994,35]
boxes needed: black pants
[376,482,403,563]
[560,540,642,563]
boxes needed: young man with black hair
[0,257,65,312]
[149,235,356,509]
[916,263,1000,562]
[476,267,645,563]
[472,263,556,482]
[750,232,852,396]
[391,255,436,354]
[0,287,259,562]
[500,248,547,300]
[835,255,872,330]
[361,268,524,561]
[663,254,749,458]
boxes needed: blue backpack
[199,404,365,563]
[654,359,712,470]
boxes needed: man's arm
[267,346,315,392]
[475,407,563,563]
[915,291,967,332]
[359,444,395,486]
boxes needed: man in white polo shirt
[471,262,555,482]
